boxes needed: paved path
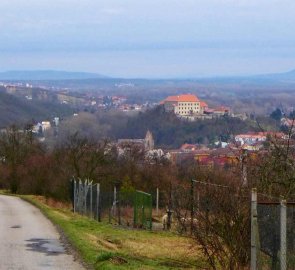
[0,195,85,270]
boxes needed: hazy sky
[1,0,295,78]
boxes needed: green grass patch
[18,195,206,270]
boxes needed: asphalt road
[0,195,85,270]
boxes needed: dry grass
[33,195,72,209]
[22,195,208,269]
[123,235,199,260]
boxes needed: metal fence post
[113,185,117,217]
[117,184,121,225]
[78,179,82,213]
[90,183,93,218]
[280,199,287,270]
[73,179,76,213]
[251,188,258,270]
[96,183,100,221]
[156,187,159,216]
[190,179,195,235]
[84,180,87,215]
[133,191,137,227]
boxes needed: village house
[235,132,286,146]
[281,117,295,128]
[281,117,295,134]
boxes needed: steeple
[144,130,154,150]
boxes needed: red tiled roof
[163,94,200,103]
[180,143,198,150]
[235,132,285,139]
[200,101,208,107]
[235,134,266,139]
[214,106,230,112]
[204,108,214,113]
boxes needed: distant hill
[1,68,295,84]
[0,87,74,127]
[196,69,295,85]
[0,70,108,81]
[252,69,295,82]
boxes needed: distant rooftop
[162,94,200,103]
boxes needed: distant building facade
[235,132,286,146]
[160,94,230,119]
[161,94,207,116]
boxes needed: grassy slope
[18,195,207,270]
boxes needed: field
[20,195,207,270]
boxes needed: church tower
[144,130,154,151]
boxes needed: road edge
[19,195,93,270]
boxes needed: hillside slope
[0,88,74,127]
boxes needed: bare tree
[0,126,42,193]
[173,170,251,269]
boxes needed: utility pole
[280,199,287,270]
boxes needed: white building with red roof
[235,132,286,145]
[281,118,295,128]
[161,94,207,116]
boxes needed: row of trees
[0,127,172,199]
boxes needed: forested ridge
[0,88,74,127]
[58,106,261,148]
[121,106,258,147]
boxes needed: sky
[0,0,295,78]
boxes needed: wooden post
[251,188,257,270]
[280,199,287,270]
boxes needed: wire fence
[251,189,295,270]
[171,179,251,269]
[70,178,152,229]
[172,180,248,228]
[69,178,294,269]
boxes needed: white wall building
[161,94,207,116]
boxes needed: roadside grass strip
[19,195,207,270]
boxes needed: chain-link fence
[251,189,295,270]
[70,178,152,229]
